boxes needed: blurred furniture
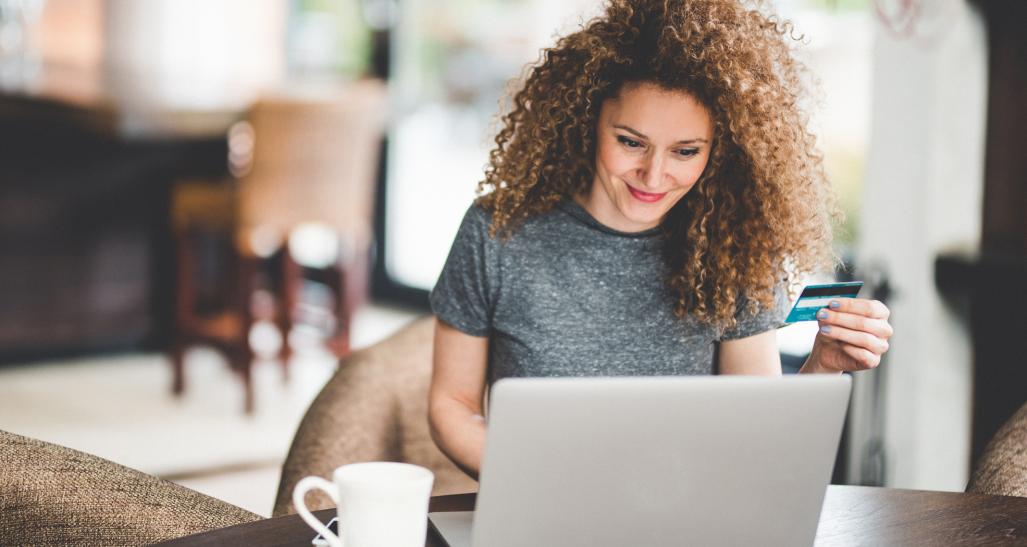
[936,252,1027,466]
[0,317,475,544]
[966,401,1027,498]
[0,429,260,546]
[169,80,387,411]
[273,316,478,517]
[170,179,271,413]
[0,94,230,363]
[241,80,386,360]
[0,2,278,363]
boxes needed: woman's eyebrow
[613,124,709,145]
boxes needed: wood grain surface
[156,487,1027,546]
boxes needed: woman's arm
[718,330,783,375]
[720,298,893,375]
[428,320,489,480]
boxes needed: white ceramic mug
[293,462,434,547]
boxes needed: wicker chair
[967,401,1027,498]
[1,316,475,545]
[273,316,478,516]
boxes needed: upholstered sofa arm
[0,430,260,546]
[967,402,1027,498]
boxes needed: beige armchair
[0,430,261,546]
[1,316,474,545]
[273,316,477,516]
[967,401,1027,498]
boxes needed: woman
[428,0,893,479]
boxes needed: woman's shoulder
[462,197,573,239]
[464,199,492,219]
[452,200,495,237]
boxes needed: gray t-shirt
[430,200,785,384]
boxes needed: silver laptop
[430,375,851,547]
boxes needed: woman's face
[580,82,713,233]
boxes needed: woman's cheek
[671,164,702,191]
[601,147,636,175]
[685,157,710,187]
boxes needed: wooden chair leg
[277,337,292,384]
[278,323,293,382]
[326,328,350,358]
[327,247,369,357]
[321,261,349,358]
[171,340,187,396]
[220,252,257,414]
[172,227,196,397]
[277,250,302,381]
[242,364,254,415]
[232,344,255,414]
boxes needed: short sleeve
[719,283,789,341]
[429,204,498,337]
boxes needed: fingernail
[820,325,831,334]
[829,300,840,309]
[817,310,828,320]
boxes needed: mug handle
[293,476,342,547]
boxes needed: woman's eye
[616,135,643,149]
[676,148,700,158]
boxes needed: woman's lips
[627,185,666,203]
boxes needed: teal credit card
[785,281,864,323]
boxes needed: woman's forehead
[603,83,712,138]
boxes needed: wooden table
[158,486,1027,546]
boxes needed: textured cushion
[967,402,1027,498]
[0,429,260,546]
[273,316,477,516]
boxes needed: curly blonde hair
[476,0,839,330]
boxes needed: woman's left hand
[802,298,893,373]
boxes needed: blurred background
[0,0,1022,517]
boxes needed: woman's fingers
[816,308,894,339]
[811,297,892,372]
[840,342,881,369]
[817,322,890,355]
[827,298,890,320]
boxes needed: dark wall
[0,97,227,363]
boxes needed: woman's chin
[616,207,664,231]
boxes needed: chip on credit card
[784,281,864,323]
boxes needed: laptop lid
[448,375,851,547]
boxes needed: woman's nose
[636,155,665,189]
